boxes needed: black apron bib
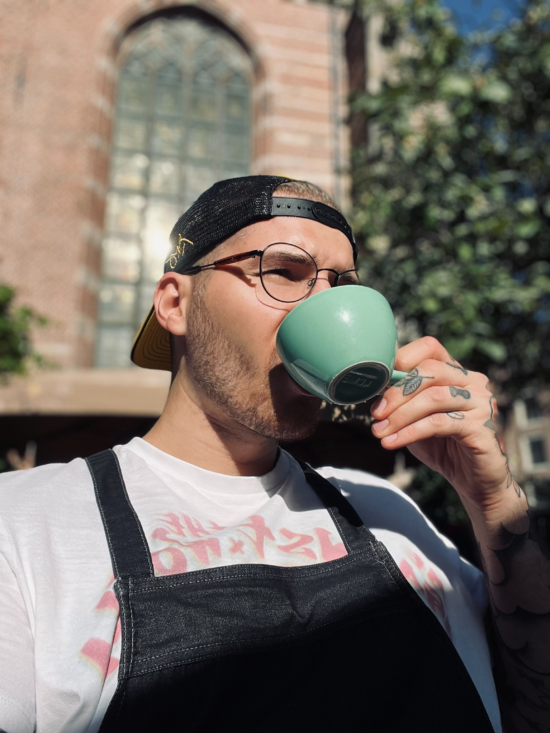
[86,449,495,732]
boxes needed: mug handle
[373,370,409,398]
[389,370,409,385]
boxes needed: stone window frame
[93,12,254,368]
[519,433,550,474]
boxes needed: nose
[310,274,332,295]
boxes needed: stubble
[185,288,321,441]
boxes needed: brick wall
[0,0,350,368]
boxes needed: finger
[394,336,453,373]
[371,359,479,420]
[375,410,472,450]
[372,384,477,439]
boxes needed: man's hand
[371,336,550,733]
[370,335,519,519]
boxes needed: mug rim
[327,360,391,405]
[277,285,386,338]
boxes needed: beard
[184,290,321,441]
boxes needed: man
[0,175,547,733]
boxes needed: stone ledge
[0,369,171,417]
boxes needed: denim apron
[86,449,495,732]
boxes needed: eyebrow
[266,251,312,264]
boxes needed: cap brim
[131,306,172,371]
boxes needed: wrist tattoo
[449,385,471,399]
[395,368,435,396]
[446,360,469,376]
[480,512,550,730]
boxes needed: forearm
[367,339,550,728]
[468,486,550,733]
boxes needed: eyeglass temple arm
[179,264,204,275]
[317,267,359,284]
[179,250,263,276]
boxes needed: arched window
[96,15,253,367]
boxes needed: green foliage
[352,0,550,396]
[408,464,480,563]
[409,464,468,527]
[0,285,46,379]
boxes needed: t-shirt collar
[121,437,290,498]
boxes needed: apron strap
[86,449,154,580]
[298,460,374,553]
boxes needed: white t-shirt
[0,438,501,733]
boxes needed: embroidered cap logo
[165,235,194,270]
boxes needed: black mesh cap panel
[165,175,293,273]
[132,174,357,371]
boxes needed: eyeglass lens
[259,243,359,303]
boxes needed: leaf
[0,284,47,379]
[438,74,473,96]
[478,79,513,103]
[352,0,550,398]
[516,198,537,215]
[477,340,507,363]
[457,243,474,262]
[515,219,541,239]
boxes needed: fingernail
[371,398,387,417]
[383,433,398,444]
[373,419,389,433]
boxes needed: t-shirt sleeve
[316,465,489,615]
[458,554,488,616]
[0,515,35,733]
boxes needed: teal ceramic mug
[276,286,408,405]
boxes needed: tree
[0,285,46,472]
[0,285,46,379]
[351,0,550,398]
[346,0,550,551]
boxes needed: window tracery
[96,16,252,367]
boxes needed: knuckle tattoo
[446,360,468,376]
[449,385,471,400]
[447,411,465,421]
[396,368,435,396]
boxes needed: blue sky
[440,0,521,34]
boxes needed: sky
[440,0,521,34]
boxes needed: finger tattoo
[447,411,465,420]
[446,360,468,376]
[395,368,435,396]
[449,385,471,399]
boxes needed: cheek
[207,280,289,359]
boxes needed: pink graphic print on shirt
[79,510,347,679]
[148,512,347,575]
[398,544,452,636]
[79,575,121,680]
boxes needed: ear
[154,273,192,337]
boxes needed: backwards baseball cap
[131,175,356,371]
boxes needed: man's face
[181,216,355,441]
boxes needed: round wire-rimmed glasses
[179,242,360,303]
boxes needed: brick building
[1,0,352,368]
[1,0,388,467]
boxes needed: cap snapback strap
[270,197,356,256]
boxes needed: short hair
[274,179,340,211]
